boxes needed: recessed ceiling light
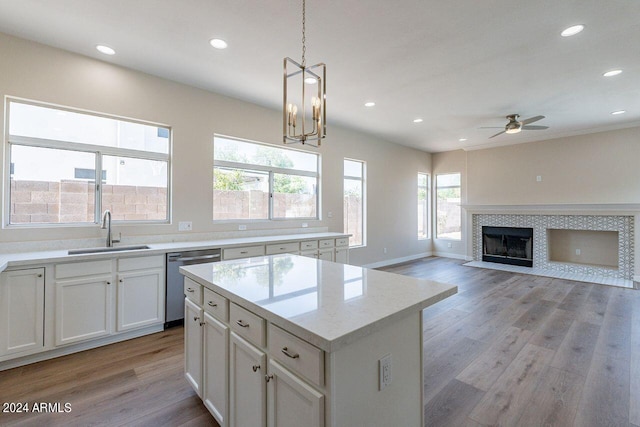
[209,38,228,49]
[561,25,585,37]
[304,77,318,84]
[364,102,375,107]
[413,118,423,123]
[611,110,626,115]
[459,138,467,142]
[603,69,622,77]
[96,45,115,55]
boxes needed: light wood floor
[1,257,638,426]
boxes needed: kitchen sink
[68,245,151,255]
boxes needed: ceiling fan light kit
[283,0,326,147]
[488,114,548,138]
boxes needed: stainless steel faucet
[101,210,120,247]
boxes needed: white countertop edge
[0,232,350,273]
[181,268,457,353]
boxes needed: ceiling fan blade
[489,130,506,138]
[479,126,504,129]
[522,125,549,130]
[521,115,545,125]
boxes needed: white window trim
[418,172,430,240]
[435,173,462,241]
[343,158,366,248]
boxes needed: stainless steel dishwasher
[165,248,221,328]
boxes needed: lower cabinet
[203,312,229,425]
[230,332,266,427]
[0,268,45,357]
[184,297,203,396]
[116,267,164,332]
[267,359,324,427]
[55,273,113,346]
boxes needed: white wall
[0,33,431,266]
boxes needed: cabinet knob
[265,374,274,383]
[252,364,260,372]
[199,321,205,326]
[281,347,300,359]
[194,316,200,322]
[186,288,194,293]
[119,279,123,283]
[207,301,218,307]
[37,274,43,278]
[106,281,111,285]
[236,319,250,328]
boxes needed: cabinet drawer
[223,245,265,260]
[300,240,318,250]
[203,288,228,322]
[319,239,334,248]
[118,255,164,271]
[335,237,349,247]
[230,303,265,347]
[266,242,300,255]
[184,277,203,305]
[268,324,324,387]
[56,260,112,279]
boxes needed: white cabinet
[335,248,349,264]
[203,312,229,426]
[185,297,204,396]
[318,249,334,262]
[267,360,324,427]
[230,332,267,427]
[55,260,113,346]
[0,268,45,357]
[116,256,165,332]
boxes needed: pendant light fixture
[283,0,326,147]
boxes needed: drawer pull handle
[281,347,300,359]
[265,374,274,383]
[236,319,250,328]
[252,364,260,372]
[240,251,249,254]
[186,288,194,293]
[200,321,205,326]
[207,301,218,307]
[194,316,200,322]
[280,247,286,250]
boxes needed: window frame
[343,158,366,248]
[418,172,430,240]
[4,98,171,227]
[435,172,462,240]
[213,135,320,222]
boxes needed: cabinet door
[0,268,45,357]
[116,268,165,332]
[335,248,349,264]
[55,274,112,346]
[185,298,203,396]
[267,360,324,427]
[230,332,266,427]
[203,312,229,426]
[318,249,334,262]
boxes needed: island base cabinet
[203,312,229,426]
[267,360,324,427]
[185,298,203,396]
[230,332,266,427]
[0,268,45,357]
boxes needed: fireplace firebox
[482,226,533,267]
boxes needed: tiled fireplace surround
[470,213,634,283]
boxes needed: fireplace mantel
[462,203,640,216]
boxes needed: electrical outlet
[302,222,308,228]
[536,175,542,182]
[238,224,247,231]
[383,247,387,254]
[327,211,333,218]
[379,354,392,390]
[178,221,192,231]
[447,242,452,248]
[576,248,581,255]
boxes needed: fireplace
[482,226,533,267]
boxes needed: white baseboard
[432,252,470,261]
[0,324,164,371]
[363,252,432,269]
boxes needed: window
[6,100,170,225]
[213,136,319,221]
[418,173,430,239]
[436,173,461,239]
[343,159,365,247]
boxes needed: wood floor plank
[514,366,584,427]
[529,307,576,349]
[423,379,485,427]
[512,299,557,332]
[630,301,640,426]
[542,279,576,303]
[574,351,630,427]
[594,308,632,362]
[468,343,555,426]
[456,326,533,391]
[557,282,593,312]
[550,321,600,375]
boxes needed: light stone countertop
[0,232,350,273]
[180,254,457,352]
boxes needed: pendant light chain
[301,0,306,67]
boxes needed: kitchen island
[180,254,457,427]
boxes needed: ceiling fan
[483,114,548,138]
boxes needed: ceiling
[0,0,638,153]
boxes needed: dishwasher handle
[173,254,221,262]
